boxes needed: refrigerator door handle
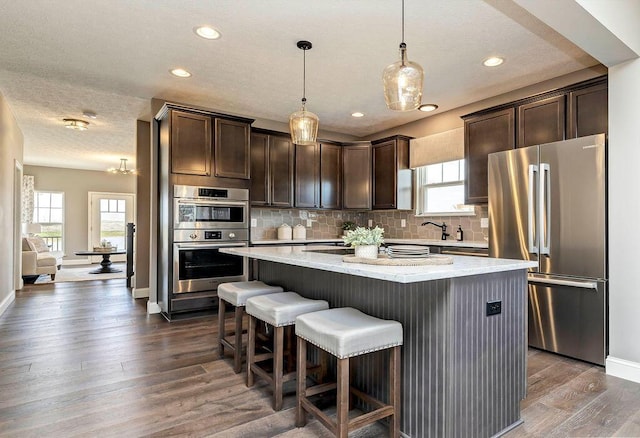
[528,164,538,253]
[527,274,598,290]
[539,163,551,256]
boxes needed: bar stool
[217,281,283,373]
[295,307,403,438]
[245,292,329,411]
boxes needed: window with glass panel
[415,159,474,215]
[100,198,127,250]
[33,191,64,251]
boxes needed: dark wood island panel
[256,261,527,438]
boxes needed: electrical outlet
[401,219,406,228]
[250,218,257,228]
[480,218,489,228]
[368,219,373,227]
[306,219,312,227]
[486,300,502,316]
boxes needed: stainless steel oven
[174,185,248,230]
[172,229,249,294]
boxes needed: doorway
[88,192,135,263]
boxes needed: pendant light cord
[401,0,405,44]
[302,48,306,105]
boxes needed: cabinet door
[517,95,565,148]
[170,111,211,176]
[372,140,397,209]
[294,143,320,208]
[568,82,608,138]
[319,143,342,209]
[214,119,250,179]
[465,108,515,204]
[250,132,269,206]
[342,144,371,210]
[269,135,294,207]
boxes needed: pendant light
[382,0,424,111]
[289,40,319,145]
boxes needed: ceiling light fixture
[418,103,438,112]
[289,40,319,146]
[63,118,89,130]
[351,112,365,118]
[170,68,192,78]
[483,57,504,67]
[108,158,136,175]
[82,110,97,119]
[194,26,221,40]
[383,0,424,111]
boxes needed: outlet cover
[306,219,313,227]
[480,218,489,228]
[401,219,406,228]
[367,219,373,227]
[250,218,257,228]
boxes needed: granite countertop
[222,246,535,284]
[251,238,488,248]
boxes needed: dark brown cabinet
[372,136,412,210]
[517,95,565,148]
[250,130,294,207]
[214,118,250,179]
[464,108,515,204]
[342,143,372,210]
[294,143,320,208]
[568,81,608,138]
[319,143,342,209]
[170,110,211,176]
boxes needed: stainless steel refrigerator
[488,133,607,365]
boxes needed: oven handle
[174,242,247,250]
[175,199,248,207]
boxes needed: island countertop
[222,245,536,283]
[250,238,488,248]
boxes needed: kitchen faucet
[421,221,450,240]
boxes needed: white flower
[342,226,385,247]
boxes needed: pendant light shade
[289,40,319,145]
[383,0,424,111]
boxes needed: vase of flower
[342,226,385,259]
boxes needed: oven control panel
[174,229,248,242]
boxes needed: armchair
[21,236,64,282]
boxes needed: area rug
[33,263,126,284]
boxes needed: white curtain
[22,175,34,223]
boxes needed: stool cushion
[295,307,403,359]
[218,281,283,307]
[246,292,328,327]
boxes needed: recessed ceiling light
[351,112,364,118]
[418,104,439,112]
[483,57,504,67]
[170,68,192,78]
[194,26,221,40]
[63,118,89,130]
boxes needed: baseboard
[147,301,162,314]
[132,287,149,299]
[606,356,640,384]
[0,290,16,317]
[63,259,89,266]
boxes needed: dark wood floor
[1,280,639,437]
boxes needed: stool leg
[233,306,244,373]
[247,315,256,387]
[296,336,307,427]
[337,357,349,438]
[273,325,284,411]
[390,346,401,438]
[217,298,226,359]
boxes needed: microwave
[173,185,249,230]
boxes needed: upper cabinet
[342,143,372,210]
[319,143,342,209]
[372,136,412,210]
[250,130,294,207]
[157,103,253,186]
[294,143,320,208]
[214,119,250,179]
[464,108,515,204]
[517,95,565,148]
[463,76,607,204]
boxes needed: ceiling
[0,0,598,171]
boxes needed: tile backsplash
[251,206,488,243]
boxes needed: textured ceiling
[0,0,598,171]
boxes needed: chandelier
[108,158,136,175]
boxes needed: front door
[88,192,135,263]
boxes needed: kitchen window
[33,191,64,251]
[415,159,474,216]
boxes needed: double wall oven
[170,185,249,312]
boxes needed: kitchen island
[222,246,537,438]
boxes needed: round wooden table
[75,250,126,274]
